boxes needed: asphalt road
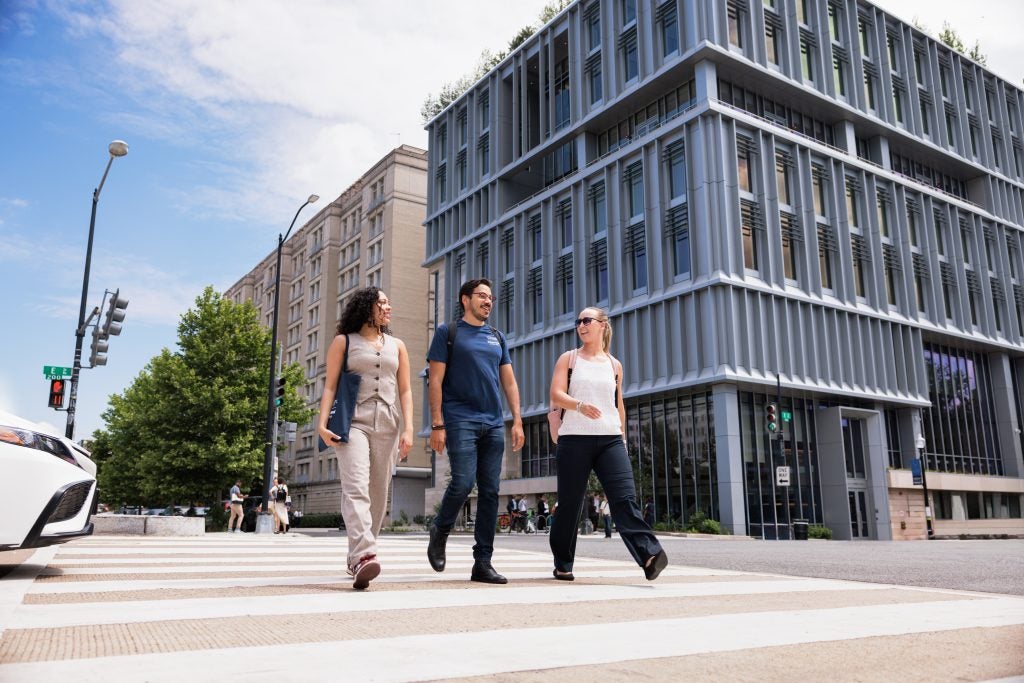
[444,532,1024,596]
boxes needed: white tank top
[557,354,620,436]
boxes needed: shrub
[291,513,343,528]
[698,518,723,535]
[413,514,426,525]
[808,524,833,539]
[206,503,227,531]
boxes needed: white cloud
[45,0,548,226]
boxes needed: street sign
[43,365,73,379]
[911,457,923,486]
[776,465,791,487]
[781,410,792,422]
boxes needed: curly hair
[336,287,390,335]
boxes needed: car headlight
[0,425,83,469]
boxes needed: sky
[0,0,1021,441]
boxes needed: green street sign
[43,365,73,379]
[781,410,792,423]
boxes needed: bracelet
[576,400,583,412]
[431,424,446,431]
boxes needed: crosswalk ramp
[1,533,1022,681]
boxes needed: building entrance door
[842,417,873,539]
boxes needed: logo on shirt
[486,335,500,346]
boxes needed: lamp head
[307,194,319,204]
[108,140,129,157]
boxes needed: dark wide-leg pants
[549,435,663,573]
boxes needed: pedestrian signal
[48,379,66,409]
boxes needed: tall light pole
[259,194,319,530]
[66,140,129,440]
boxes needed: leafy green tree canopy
[95,287,314,508]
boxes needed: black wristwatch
[431,424,446,431]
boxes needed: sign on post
[776,466,791,487]
[43,365,73,379]
[911,457,923,486]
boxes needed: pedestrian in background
[426,278,524,584]
[273,478,289,533]
[548,306,667,581]
[600,493,612,538]
[228,479,244,533]
[318,287,414,590]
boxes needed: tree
[937,22,988,66]
[94,287,314,508]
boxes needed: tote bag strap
[342,333,350,373]
[558,348,579,420]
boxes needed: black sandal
[552,569,575,581]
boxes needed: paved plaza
[1,533,1022,681]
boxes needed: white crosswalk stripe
[1,533,1022,682]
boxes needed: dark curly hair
[336,287,390,335]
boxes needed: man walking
[427,278,524,584]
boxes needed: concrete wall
[93,515,205,536]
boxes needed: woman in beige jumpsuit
[317,287,414,590]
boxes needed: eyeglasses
[472,292,497,302]
[575,316,601,327]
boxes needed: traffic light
[274,376,287,406]
[48,379,66,409]
[766,403,779,434]
[89,325,109,366]
[103,289,129,337]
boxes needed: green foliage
[292,513,342,528]
[935,22,988,66]
[683,511,730,535]
[94,286,315,508]
[206,503,228,531]
[808,524,833,540]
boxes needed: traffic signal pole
[66,178,105,439]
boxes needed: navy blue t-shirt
[427,320,511,427]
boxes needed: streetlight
[66,140,129,440]
[258,194,319,532]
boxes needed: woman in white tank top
[548,306,668,582]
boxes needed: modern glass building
[422,0,1024,539]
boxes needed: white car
[1,410,97,550]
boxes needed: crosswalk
[1,533,1023,682]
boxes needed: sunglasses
[575,317,601,327]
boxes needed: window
[864,73,876,110]
[742,212,758,270]
[588,55,603,104]
[659,2,679,57]
[812,169,828,217]
[478,133,490,176]
[622,0,636,25]
[828,3,841,42]
[591,181,607,235]
[479,89,490,130]
[554,57,570,131]
[766,24,780,66]
[625,161,644,219]
[852,238,866,298]
[796,0,807,25]
[858,17,871,57]
[833,56,846,96]
[668,141,687,200]
[559,200,573,248]
[622,29,638,82]
[587,6,601,50]
[531,217,543,261]
[738,144,753,193]
[893,85,904,124]
[592,237,609,302]
[775,153,791,206]
[819,231,834,289]
[845,180,861,227]
[627,222,648,290]
[801,38,814,82]
[727,4,742,48]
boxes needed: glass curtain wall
[739,391,823,539]
[625,391,718,528]
[921,342,1002,475]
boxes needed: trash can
[793,519,809,540]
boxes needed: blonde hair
[581,306,613,354]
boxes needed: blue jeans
[434,422,505,563]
